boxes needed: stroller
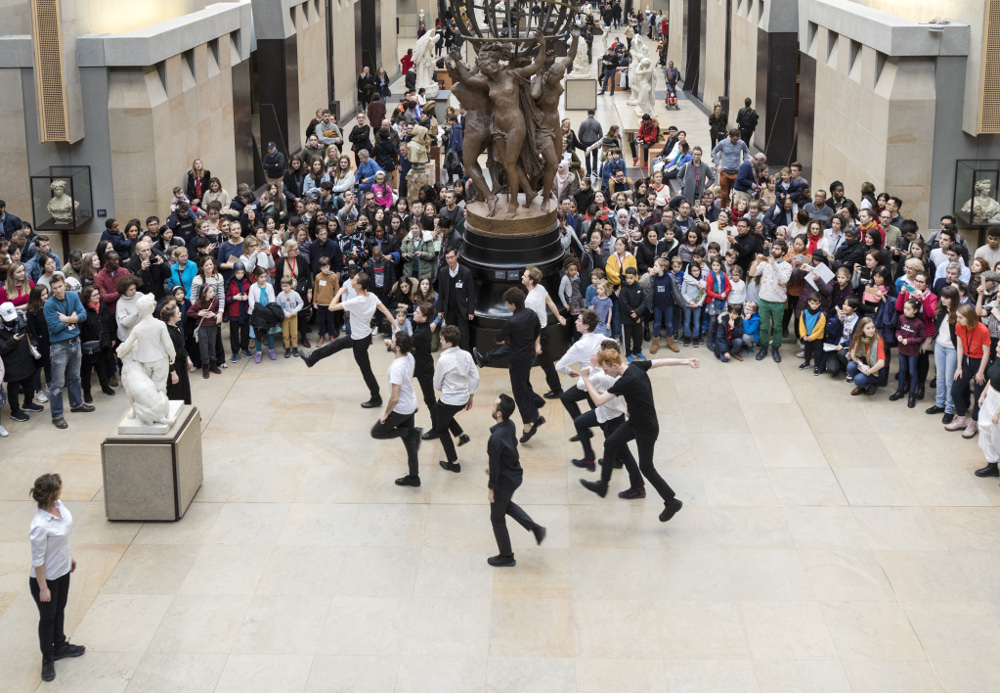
[665,87,679,110]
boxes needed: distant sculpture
[47,179,79,224]
[632,57,657,118]
[115,293,177,425]
[406,124,431,204]
[570,23,591,76]
[627,35,648,96]
[413,30,443,97]
[962,178,1000,224]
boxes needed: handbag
[81,339,102,355]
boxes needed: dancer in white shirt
[434,325,481,472]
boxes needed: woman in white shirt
[28,473,85,682]
[239,236,274,285]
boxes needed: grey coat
[678,159,716,204]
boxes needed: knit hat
[232,260,247,274]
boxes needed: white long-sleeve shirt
[577,367,628,423]
[434,346,480,405]
[29,500,73,580]
[277,289,304,316]
[556,332,605,374]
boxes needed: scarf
[859,220,881,247]
[807,232,821,255]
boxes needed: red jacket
[705,271,732,304]
[401,54,414,74]
[638,120,659,145]
[93,267,131,309]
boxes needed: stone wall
[381,0,398,80]
[701,0,725,107]
[729,1,758,131]
[330,0,358,117]
[294,0,328,144]
[0,67,30,214]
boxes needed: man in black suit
[437,247,476,351]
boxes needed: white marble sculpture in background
[628,35,648,97]
[570,17,592,76]
[632,57,657,118]
[413,30,442,98]
[116,293,177,426]
[962,178,1000,223]
[47,179,79,224]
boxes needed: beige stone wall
[0,68,31,215]
[702,0,726,110]
[666,0,684,72]
[330,0,358,117]
[380,0,398,78]
[106,40,237,220]
[808,26,936,228]
[729,1,758,129]
[295,0,329,145]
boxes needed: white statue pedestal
[117,400,184,436]
[565,75,598,111]
[102,405,203,521]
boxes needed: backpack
[874,298,899,346]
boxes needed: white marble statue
[116,293,177,426]
[961,179,1000,224]
[633,57,657,118]
[570,21,593,76]
[47,179,79,224]
[628,35,648,95]
[413,29,443,98]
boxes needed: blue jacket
[100,229,134,260]
[650,273,683,309]
[169,260,198,299]
[600,157,627,190]
[734,160,757,193]
[355,159,384,191]
[24,252,62,282]
[447,122,464,154]
[742,312,760,343]
[43,292,87,343]
[0,211,22,240]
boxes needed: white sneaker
[0,425,9,438]
[35,390,49,403]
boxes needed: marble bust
[962,178,1000,224]
[47,179,79,224]
[116,293,177,425]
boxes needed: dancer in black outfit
[486,393,546,567]
[578,347,700,521]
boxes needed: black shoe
[543,390,563,399]
[70,404,95,413]
[916,384,925,400]
[928,379,936,389]
[756,347,768,361]
[907,393,916,408]
[41,656,54,682]
[292,348,300,357]
[572,458,596,471]
[302,352,315,368]
[533,525,546,545]
[618,486,646,499]
[10,411,29,422]
[487,554,516,567]
[472,347,485,368]
[421,429,440,440]
[889,390,906,401]
[457,433,471,446]
[360,398,383,409]
[210,365,222,375]
[682,337,690,347]
[975,463,1000,478]
[926,405,945,415]
[659,498,683,522]
[53,642,85,660]
[942,413,955,425]
[519,416,545,444]
[772,349,781,363]
[101,387,116,396]
[22,402,44,412]
[439,460,461,473]
[284,349,291,358]
[813,367,821,376]
[569,434,581,442]
[782,328,790,338]
[394,475,421,487]
[798,363,810,370]
[580,479,608,497]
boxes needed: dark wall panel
[685,0,701,98]
[257,36,300,159]
[754,29,797,167]
[798,53,816,179]
[284,36,300,153]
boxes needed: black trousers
[491,477,537,558]
[80,348,110,398]
[622,322,643,355]
[229,320,250,354]
[6,374,36,413]
[311,334,380,400]
[560,385,593,421]
[575,410,638,475]
[824,348,850,376]
[416,369,463,436]
[600,421,675,500]
[445,309,471,351]
[803,339,824,365]
[538,330,562,393]
[585,147,599,176]
[953,355,985,419]
[436,400,467,463]
[509,356,540,426]
[371,410,418,476]
[30,573,70,658]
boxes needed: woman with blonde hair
[709,101,727,148]
[331,155,355,196]
[186,158,211,206]
[0,261,33,309]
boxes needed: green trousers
[758,298,786,349]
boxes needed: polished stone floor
[3,30,999,693]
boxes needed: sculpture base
[101,405,203,522]
[461,197,569,363]
[117,400,184,435]
[565,75,598,111]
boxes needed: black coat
[127,254,171,301]
[186,170,211,202]
[437,264,476,318]
[0,323,35,382]
[349,124,373,156]
[166,323,191,405]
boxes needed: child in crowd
[225,262,252,361]
[648,258,682,353]
[592,280,613,337]
[278,275,304,358]
[704,256,731,351]
[713,303,744,362]
[741,301,759,355]
[313,256,340,345]
[681,261,706,347]
[891,297,926,408]
[187,284,222,378]
[847,316,885,395]
[728,264,747,305]
[824,297,861,377]
[668,256,685,338]
[798,292,827,374]
[392,304,413,341]
[248,266,278,362]
[585,268,606,307]
[619,267,647,360]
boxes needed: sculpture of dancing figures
[626,35,648,105]
[413,29,443,98]
[47,179,79,224]
[115,293,177,425]
[531,27,581,213]
[452,30,548,220]
[445,50,500,217]
[633,57,657,119]
[962,179,1000,224]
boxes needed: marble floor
[3,30,1000,693]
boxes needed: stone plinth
[101,405,203,522]
[565,75,598,111]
